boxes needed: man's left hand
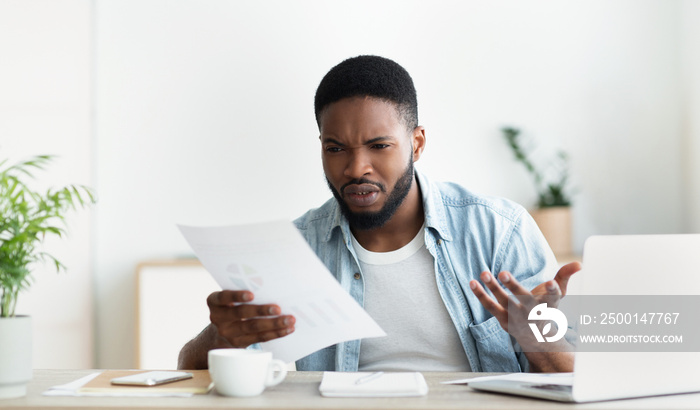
[469,262,582,372]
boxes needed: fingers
[207,290,254,306]
[538,280,563,308]
[211,302,282,322]
[469,279,507,324]
[208,291,283,322]
[496,271,531,296]
[480,271,533,302]
[217,315,296,347]
[207,290,296,348]
[472,271,540,312]
[479,271,511,307]
[545,280,561,296]
[554,261,581,296]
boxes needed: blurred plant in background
[502,127,572,208]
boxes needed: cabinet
[135,260,219,369]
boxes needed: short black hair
[314,55,418,130]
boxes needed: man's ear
[411,126,426,162]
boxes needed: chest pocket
[468,316,523,372]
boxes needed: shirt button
[354,273,361,280]
[437,239,442,245]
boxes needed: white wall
[2,0,697,369]
[0,0,93,368]
[94,0,691,368]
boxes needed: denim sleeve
[495,209,558,291]
[496,209,560,372]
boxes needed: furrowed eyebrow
[321,136,395,146]
[321,137,345,146]
[364,137,393,145]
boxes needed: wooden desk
[4,370,700,410]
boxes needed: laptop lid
[571,234,700,402]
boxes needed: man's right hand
[207,290,296,348]
[178,290,296,369]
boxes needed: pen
[355,371,384,385]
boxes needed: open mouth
[343,184,381,207]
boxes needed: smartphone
[110,371,193,386]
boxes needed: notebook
[319,371,428,397]
[469,234,700,403]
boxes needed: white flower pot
[0,316,32,399]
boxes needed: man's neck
[351,177,424,252]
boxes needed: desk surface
[5,370,700,410]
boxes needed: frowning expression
[319,96,424,230]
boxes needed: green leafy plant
[0,155,95,317]
[502,127,572,208]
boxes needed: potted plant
[0,155,95,399]
[502,127,573,256]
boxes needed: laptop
[469,234,700,402]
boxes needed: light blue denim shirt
[293,170,558,372]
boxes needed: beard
[326,157,414,231]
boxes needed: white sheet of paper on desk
[177,220,386,363]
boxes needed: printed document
[178,221,386,363]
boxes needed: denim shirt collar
[321,169,453,244]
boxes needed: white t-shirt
[353,226,472,372]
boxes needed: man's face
[319,96,423,230]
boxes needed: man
[178,55,580,372]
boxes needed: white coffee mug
[208,348,287,397]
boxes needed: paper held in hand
[178,220,386,363]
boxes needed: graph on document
[225,263,264,291]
